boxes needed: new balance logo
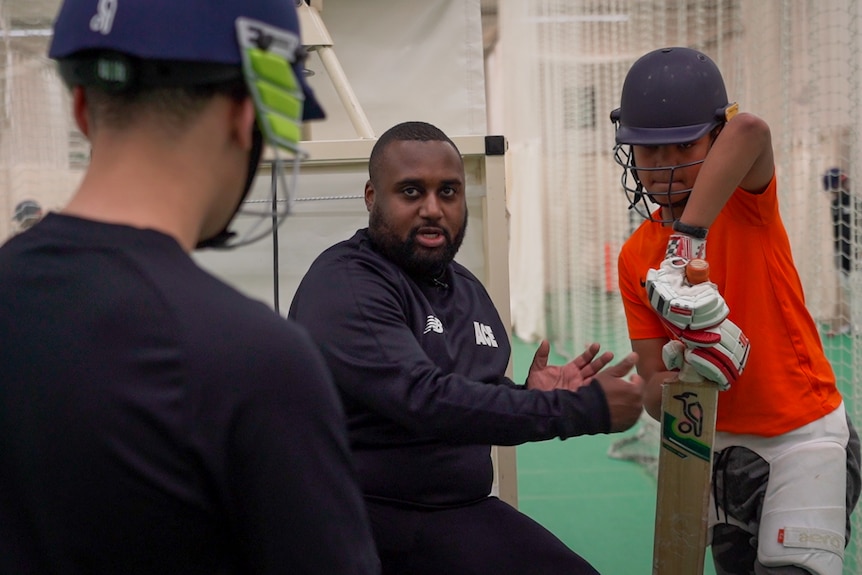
[474,322,498,347]
[90,0,118,35]
[424,315,444,334]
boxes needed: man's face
[365,139,467,278]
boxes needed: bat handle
[678,361,705,384]
[686,258,710,285]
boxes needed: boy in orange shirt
[611,47,861,574]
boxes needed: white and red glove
[661,318,751,390]
[645,257,729,332]
[649,231,751,390]
[665,232,706,261]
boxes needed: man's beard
[368,206,468,280]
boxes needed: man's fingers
[601,352,639,376]
[628,372,646,391]
[571,345,613,378]
[597,365,646,433]
[573,342,600,368]
[529,340,551,373]
[588,351,614,374]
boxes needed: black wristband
[672,220,709,239]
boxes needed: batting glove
[666,232,706,261]
[660,317,723,348]
[660,318,751,391]
[645,258,729,331]
[661,340,686,371]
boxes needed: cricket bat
[653,258,720,574]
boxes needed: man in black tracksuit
[289,121,646,575]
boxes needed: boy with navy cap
[0,1,379,573]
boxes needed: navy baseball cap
[48,0,324,121]
[823,167,847,191]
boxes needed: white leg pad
[757,440,847,575]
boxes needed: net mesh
[0,0,82,238]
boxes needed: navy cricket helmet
[49,0,324,122]
[611,47,734,146]
[609,47,738,222]
[49,0,326,249]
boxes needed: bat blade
[652,371,718,575]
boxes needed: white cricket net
[0,0,82,240]
[496,0,862,570]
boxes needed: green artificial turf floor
[511,331,858,574]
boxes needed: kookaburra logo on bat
[673,391,703,437]
[660,390,711,462]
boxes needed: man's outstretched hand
[526,340,614,392]
[526,341,645,433]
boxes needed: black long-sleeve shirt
[289,228,611,507]
[0,214,378,575]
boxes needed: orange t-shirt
[618,173,842,436]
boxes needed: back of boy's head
[611,47,737,146]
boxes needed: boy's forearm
[678,113,773,229]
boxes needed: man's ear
[72,86,90,137]
[364,180,374,213]
[233,97,258,151]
